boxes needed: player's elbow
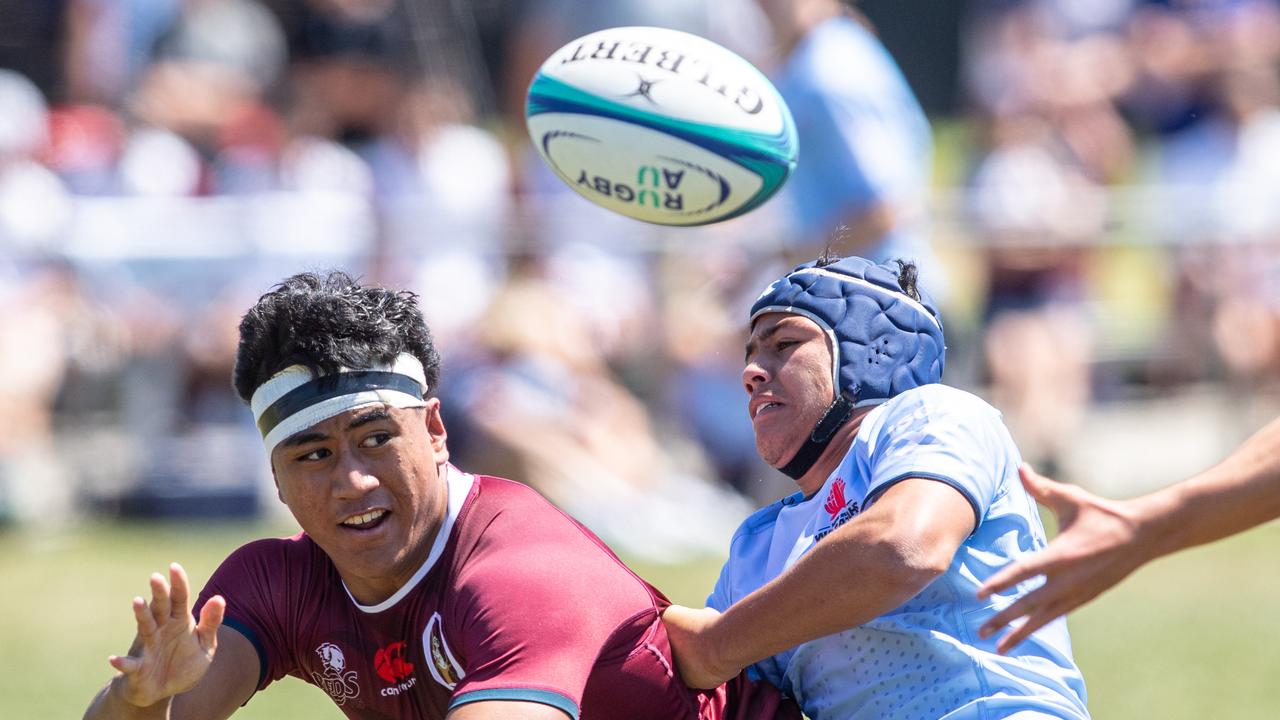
[877,536,952,593]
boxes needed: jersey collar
[345,463,474,613]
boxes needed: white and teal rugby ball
[526,26,798,226]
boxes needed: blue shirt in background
[776,16,940,289]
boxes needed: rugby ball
[526,26,798,226]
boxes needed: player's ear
[424,398,449,462]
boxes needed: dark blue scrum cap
[750,256,946,405]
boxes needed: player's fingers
[978,590,1037,639]
[109,654,142,674]
[132,596,158,639]
[976,556,1048,599]
[1018,464,1066,507]
[196,596,226,652]
[149,572,172,625]
[168,563,190,618]
[995,603,1066,655]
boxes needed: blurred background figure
[0,68,73,252]
[962,0,1129,474]
[452,268,751,561]
[753,0,944,298]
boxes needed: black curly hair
[233,271,442,403]
[814,251,921,302]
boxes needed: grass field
[2,518,1277,719]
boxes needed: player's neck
[338,465,450,606]
[795,408,869,497]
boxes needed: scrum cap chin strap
[777,394,856,480]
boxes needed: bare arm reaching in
[85,563,257,720]
[977,416,1280,653]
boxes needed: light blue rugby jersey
[708,384,1089,720]
[775,16,933,267]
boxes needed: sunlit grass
[2,518,1277,718]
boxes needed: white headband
[250,353,429,454]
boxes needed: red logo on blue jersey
[816,478,859,542]
[824,479,849,519]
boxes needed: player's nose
[742,360,770,394]
[333,455,380,497]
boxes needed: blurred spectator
[43,103,126,195]
[0,69,73,252]
[287,0,413,146]
[967,114,1102,476]
[62,0,183,103]
[961,0,1134,474]
[126,0,287,195]
[1156,54,1280,389]
[368,72,512,298]
[0,0,68,97]
[659,248,789,505]
[0,261,128,523]
[754,0,944,297]
[454,273,751,560]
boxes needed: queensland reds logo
[310,642,360,705]
[375,641,414,683]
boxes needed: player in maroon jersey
[85,271,797,720]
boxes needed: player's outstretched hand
[976,464,1148,653]
[662,605,734,690]
[108,563,225,708]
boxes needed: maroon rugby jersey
[195,467,796,720]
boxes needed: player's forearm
[708,514,944,675]
[84,677,173,720]
[1137,417,1280,558]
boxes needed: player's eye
[297,447,330,462]
[360,432,392,449]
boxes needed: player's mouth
[341,509,389,531]
[751,398,785,420]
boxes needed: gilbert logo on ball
[526,26,798,226]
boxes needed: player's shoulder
[454,475,659,606]
[217,532,325,571]
[471,473,542,502]
[466,474,567,524]
[224,531,322,564]
[875,383,1000,423]
[208,532,333,597]
[462,474,617,552]
[729,492,803,545]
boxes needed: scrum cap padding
[750,257,945,405]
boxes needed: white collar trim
[345,464,474,614]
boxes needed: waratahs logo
[816,478,859,541]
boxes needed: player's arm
[448,700,572,719]
[978,416,1280,652]
[665,478,974,688]
[84,563,259,720]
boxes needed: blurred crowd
[1,0,1278,558]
